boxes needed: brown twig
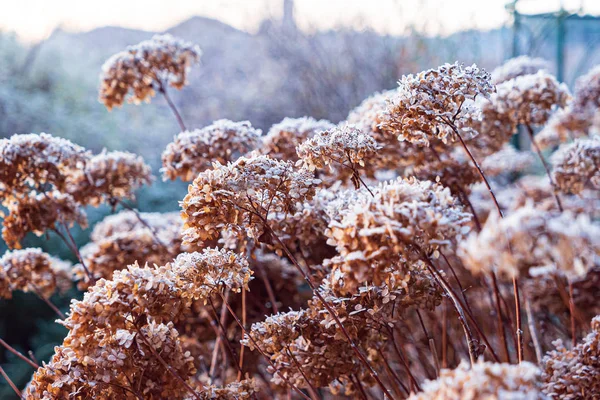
[158,81,187,132]
[0,365,21,398]
[0,337,39,369]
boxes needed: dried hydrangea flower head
[296,124,379,188]
[543,315,600,399]
[491,55,552,84]
[2,191,87,249]
[261,117,334,162]
[27,322,196,400]
[181,154,320,246]
[161,120,261,181]
[69,150,153,206]
[552,135,600,195]
[493,71,570,126]
[326,177,471,290]
[0,133,89,198]
[245,276,440,392]
[408,360,545,400]
[99,34,201,110]
[0,248,72,299]
[380,62,494,146]
[459,204,600,281]
[537,65,600,145]
[481,145,535,177]
[28,249,251,399]
[76,211,185,288]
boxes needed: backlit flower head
[162,120,262,181]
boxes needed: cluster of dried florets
[0,133,153,249]
[491,55,551,84]
[537,66,600,148]
[459,204,600,281]
[380,62,494,146]
[542,315,600,399]
[162,120,262,181]
[296,124,380,187]
[99,34,201,109]
[552,135,600,194]
[326,177,471,291]
[181,154,320,245]
[0,248,71,299]
[76,210,186,288]
[480,145,535,176]
[261,117,334,161]
[408,361,545,399]
[26,249,252,399]
[69,150,153,206]
[2,191,87,249]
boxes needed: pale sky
[1,0,598,42]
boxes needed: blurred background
[0,0,599,396]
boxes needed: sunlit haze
[2,0,599,42]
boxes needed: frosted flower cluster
[459,204,600,281]
[0,248,72,299]
[261,116,334,161]
[536,65,600,146]
[69,150,153,206]
[326,177,471,290]
[76,210,185,288]
[26,248,251,399]
[543,315,600,399]
[296,124,380,186]
[552,135,600,194]
[491,55,552,84]
[99,34,201,109]
[493,71,570,126]
[161,120,262,181]
[2,191,87,249]
[380,62,494,146]
[181,154,320,245]
[0,133,89,197]
[481,145,535,176]
[408,361,545,400]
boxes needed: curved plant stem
[569,280,577,347]
[265,224,393,399]
[524,294,543,363]
[0,365,21,398]
[217,292,312,400]
[525,124,563,212]
[158,81,186,132]
[30,284,65,319]
[0,337,39,369]
[117,200,168,248]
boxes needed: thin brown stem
[238,289,247,381]
[418,247,477,365]
[415,310,440,377]
[524,294,543,363]
[207,298,243,377]
[388,327,420,392]
[351,374,369,400]
[257,263,279,314]
[569,280,577,347]
[442,299,448,368]
[0,337,39,369]
[264,224,393,398]
[217,292,311,400]
[158,81,186,132]
[284,346,320,400]
[133,322,202,399]
[513,276,524,364]
[490,273,511,363]
[30,285,65,319]
[0,365,21,398]
[117,201,168,248]
[452,125,503,218]
[378,348,408,398]
[53,226,94,285]
[525,124,563,212]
